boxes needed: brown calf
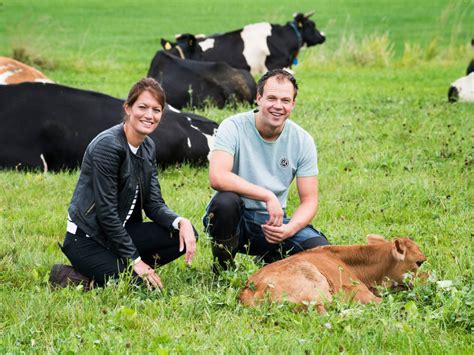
[0,57,53,85]
[240,235,426,311]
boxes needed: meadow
[0,0,473,352]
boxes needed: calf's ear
[391,239,406,261]
[367,234,386,244]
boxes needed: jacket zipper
[85,202,95,215]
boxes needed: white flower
[436,280,453,289]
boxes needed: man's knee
[293,226,330,251]
[206,192,242,239]
[208,192,242,215]
[301,235,330,250]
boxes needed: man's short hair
[257,69,299,99]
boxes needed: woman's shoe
[49,263,93,291]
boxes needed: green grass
[1,0,473,353]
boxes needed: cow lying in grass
[240,235,426,312]
[448,68,474,103]
[0,82,218,171]
[448,40,474,103]
[0,57,53,84]
[147,51,256,109]
[160,12,326,75]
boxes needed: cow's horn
[174,33,182,39]
[304,11,315,18]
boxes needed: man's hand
[178,218,196,265]
[264,192,284,226]
[133,260,163,289]
[261,223,295,244]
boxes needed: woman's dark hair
[123,77,166,122]
[257,69,299,99]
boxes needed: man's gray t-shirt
[212,110,318,211]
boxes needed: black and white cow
[147,51,256,109]
[0,82,218,171]
[160,12,326,75]
[448,41,474,103]
[448,71,474,103]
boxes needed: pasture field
[0,0,473,353]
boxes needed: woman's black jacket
[68,124,179,260]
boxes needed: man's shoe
[49,263,93,291]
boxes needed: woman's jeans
[60,222,187,286]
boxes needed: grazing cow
[161,12,326,75]
[0,82,218,171]
[240,235,427,312]
[0,57,53,84]
[147,51,256,109]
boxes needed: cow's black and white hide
[160,12,326,75]
[147,51,256,109]
[0,82,218,171]
[448,61,474,103]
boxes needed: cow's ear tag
[189,40,194,46]
[298,21,303,28]
[292,57,298,65]
[164,42,172,50]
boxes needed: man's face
[256,77,296,130]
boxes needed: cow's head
[448,72,474,103]
[160,34,199,59]
[368,235,427,283]
[368,235,427,284]
[292,12,326,47]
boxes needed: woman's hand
[178,218,196,265]
[133,260,163,289]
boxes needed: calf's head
[368,234,427,284]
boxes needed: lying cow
[161,12,326,75]
[0,57,53,84]
[147,51,256,109]
[0,82,217,171]
[240,234,427,312]
[448,62,474,102]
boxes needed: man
[203,69,329,272]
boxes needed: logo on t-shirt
[279,157,289,169]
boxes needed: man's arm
[209,150,284,226]
[261,176,318,243]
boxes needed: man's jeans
[203,192,329,263]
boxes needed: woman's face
[124,90,163,138]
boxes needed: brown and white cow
[240,235,427,312]
[0,57,53,85]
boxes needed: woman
[50,78,197,290]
